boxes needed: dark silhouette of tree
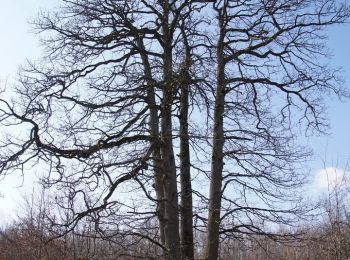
[0,0,348,259]
[203,1,349,259]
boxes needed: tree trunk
[179,24,195,260]
[161,87,180,259]
[205,6,227,259]
[179,83,194,260]
[137,37,166,245]
[161,4,181,257]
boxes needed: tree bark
[205,5,227,259]
[179,25,194,259]
[179,83,194,260]
[161,2,181,258]
[137,37,166,245]
[161,86,181,259]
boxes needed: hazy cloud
[313,167,348,192]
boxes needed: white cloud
[313,167,348,192]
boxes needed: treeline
[1,187,349,260]
[1,214,349,260]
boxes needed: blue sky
[0,0,349,222]
[0,0,56,223]
[310,23,350,169]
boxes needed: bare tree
[0,0,349,259]
[0,1,202,259]
[203,0,349,259]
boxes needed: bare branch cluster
[0,0,349,259]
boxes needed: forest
[0,0,349,259]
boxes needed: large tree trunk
[205,6,227,259]
[179,26,194,259]
[161,87,180,259]
[137,37,166,245]
[161,3,181,258]
[179,83,194,260]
